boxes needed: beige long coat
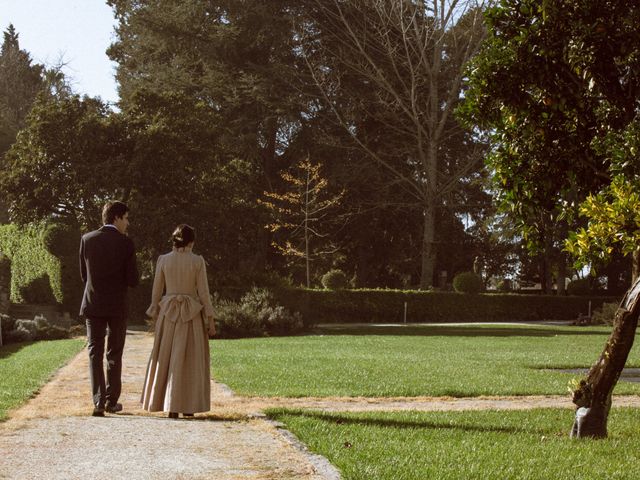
[140,247,214,413]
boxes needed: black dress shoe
[105,402,123,413]
[182,413,194,418]
[168,412,178,419]
[92,406,105,417]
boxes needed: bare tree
[261,158,344,288]
[300,0,487,288]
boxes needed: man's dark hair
[172,224,196,248]
[102,201,129,225]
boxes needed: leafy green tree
[461,0,640,438]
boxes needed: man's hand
[208,320,216,338]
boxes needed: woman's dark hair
[172,224,195,248]
[102,201,129,225]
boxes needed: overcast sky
[2,0,119,104]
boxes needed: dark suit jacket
[79,225,139,318]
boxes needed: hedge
[0,222,82,313]
[268,288,619,325]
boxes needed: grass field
[268,407,640,480]
[0,339,84,420]
[210,324,640,397]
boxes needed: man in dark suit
[80,201,139,416]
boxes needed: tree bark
[571,266,640,438]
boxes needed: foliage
[452,271,484,294]
[0,338,83,420]
[591,302,618,326]
[268,408,640,480]
[566,278,592,296]
[0,222,82,313]
[214,287,303,338]
[566,176,640,271]
[460,0,640,273]
[210,323,638,397]
[273,288,617,325]
[321,269,349,291]
[0,24,45,156]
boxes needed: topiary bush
[452,271,484,294]
[321,269,349,290]
[214,287,303,338]
[567,278,592,295]
[18,274,57,304]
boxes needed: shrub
[214,287,303,338]
[452,271,484,294]
[321,269,349,290]
[567,278,591,295]
[3,315,69,344]
[591,302,618,325]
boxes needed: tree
[261,158,343,287]
[0,94,130,228]
[299,0,488,288]
[461,0,640,437]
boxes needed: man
[80,201,139,416]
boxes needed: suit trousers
[86,315,127,408]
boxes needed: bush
[567,278,592,295]
[321,269,349,290]
[452,271,484,294]
[214,287,303,338]
[2,315,69,344]
[591,302,618,325]
[272,288,619,324]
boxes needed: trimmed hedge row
[269,289,619,325]
[0,222,82,313]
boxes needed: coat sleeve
[146,256,165,318]
[196,256,215,322]
[79,237,87,284]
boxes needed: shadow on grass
[270,410,552,436]
[0,341,32,360]
[312,325,607,338]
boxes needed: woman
[141,224,216,418]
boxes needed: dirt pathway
[0,331,337,480]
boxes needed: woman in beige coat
[141,224,216,418]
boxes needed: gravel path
[0,331,338,480]
[3,329,640,479]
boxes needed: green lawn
[0,339,84,420]
[268,408,640,480]
[210,324,640,397]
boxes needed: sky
[2,0,119,104]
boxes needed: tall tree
[461,0,640,437]
[299,0,488,288]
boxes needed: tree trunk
[571,255,640,438]
[420,202,436,289]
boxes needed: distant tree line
[0,1,633,293]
